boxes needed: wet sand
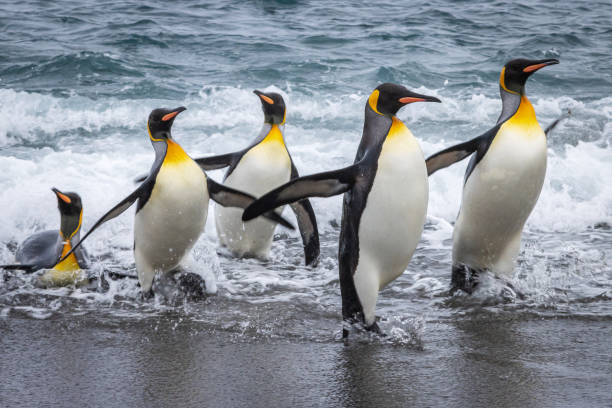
[2,314,609,408]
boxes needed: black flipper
[0,264,37,273]
[58,179,156,264]
[107,271,139,280]
[290,200,320,266]
[242,165,358,222]
[195,152,240,171]
[544,109,570,136]
[425,124,502,179]
[425,137,481,176]
[61,140,168,264]
[134,152,242,183]
[288,162,320,266]
[206,178,294,230]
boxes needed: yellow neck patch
[368,90,383,115]
[164,139,191,165]
[261,124,286,146]
[386,116,412,140]
[493,95,542,147]
[54,240,80,271]
[507,95,538,128]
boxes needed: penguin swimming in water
[1,188,89,286]
[60,107,293,296]
[243,84,440,335]
[191,90,319,265]
[425,58,559,293]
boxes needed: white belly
[453,124,547,277]
[215,140,291,258]
[357,137,428,289]
[134,159,208,289]
[352,122,428,326]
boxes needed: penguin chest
[356,120,428,288]
[225,139,292,196]
[215,136,292,257]
[454,107,547,273]
[135,159,208,270]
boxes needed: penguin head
[52,188,83,240]
[254,90,286,125]
[500,58,559,94]
[147,107,187,141]
[367,83,441,116]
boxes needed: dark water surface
[2,315,610,407]
[1,0,611,406]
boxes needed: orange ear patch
[523,63,548,73]
[161,111,180,121]
[259,94,274,105]
[398,97,426,104]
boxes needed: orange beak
[52,188,71,204]
[523,59,559,73]
[161,107,186,122]
[523,63,548,73]
[398,97,426,104]
[162,111,179,121]
[258,94,274,105]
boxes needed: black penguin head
[500,58,559,95]
[367,83,441,116]
[52,188,83,240]
[254,90,286,125]
[147,107,186,141]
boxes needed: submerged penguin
[243,84,440,336]
[1,188,89,286]
[60,107,293,296]
[192,90,319,265]
[425,58,559,293]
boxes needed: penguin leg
[134,249,157,297]
[450,263,480,294]
[352,261,380,329]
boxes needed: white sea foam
[0,86,610,326]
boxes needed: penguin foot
[176,272,206,300]
[142,289,155,300]
[450,264,480,294]
[342,318,386,340]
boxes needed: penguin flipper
[242,165,358,222]
[58,182,152,263]
[133,152,241,183]
[288,162,320,266]
[0,264,37,273]
[195,152,240,171]
[544,109,570,136]
[290,200,320,266]
[206,178,295,230]
[425,138,481,176]
[74,246,90,269]
[425,123,505,177]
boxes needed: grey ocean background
[1,1,611,407]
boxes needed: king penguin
[243,83,440,335]
[60,107,293,296]
[425,58,559,293]
[1,188,89,286]
[191,90,319,265]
